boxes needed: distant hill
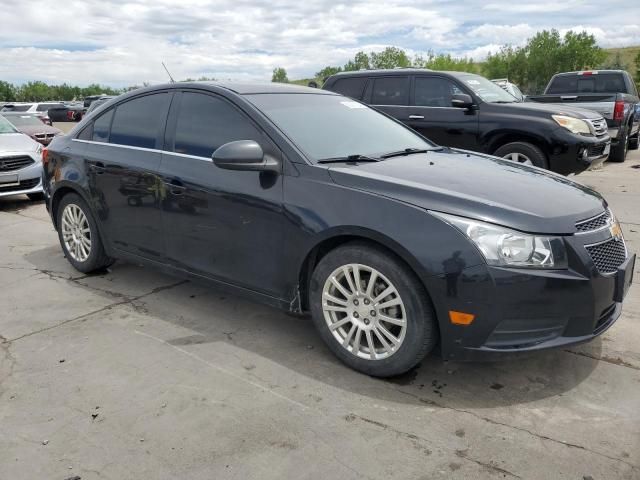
[604,46,640,70]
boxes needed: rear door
[159,90,285,297]
[404,75,479,148]
[366,76,410,122]
[82,92,172,261]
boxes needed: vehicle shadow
[24,250,601,410]
[0,195,43,212]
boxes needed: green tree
[369,47,411,69]
[414,51,476,72]
[343,51,371,71]
[634,51,640,86]
[271,67,289,83]
[0,81,17,101]
[315,66,342,81]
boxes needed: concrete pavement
[1,150,639,480]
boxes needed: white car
[0,102,55,125]
[0,115,44,200]
[491,78,525,102]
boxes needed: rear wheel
[609,126,629,162]
[629,130,639,151]
[494,142,549,169]
[57,193,113,273]
[309,242,438,377]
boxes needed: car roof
[326,69,480,79]
[187,81,336,95]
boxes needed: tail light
[42,148,49,166]
[67,110,75,121]
[613,101,624,122]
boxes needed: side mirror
[451,94,474,109]
[212,140,280,173]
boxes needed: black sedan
[41,82,634,376]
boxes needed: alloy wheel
[503,152,533,165]
[61,204,92,262]
[322,264,407,360]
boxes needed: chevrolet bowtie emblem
[610,221,623,241]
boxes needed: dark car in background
[1,113,63,145]
[528,70,640,162]
[323,69,611,175]
[42,82,633,376]
[84,95,116,115]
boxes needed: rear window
[2,104,31,112]
[36,103,63,111]
[371,77,409,105]
[546,73,628,94]
[330,78,367,99]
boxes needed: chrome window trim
[71,138,213,162]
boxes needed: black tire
[609,126,628,162]
[629,131,639,151]
[309,242,438,377]
[56,193,113,273]
[27,192,45,201]
[494,142,549,169]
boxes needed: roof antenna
[162,61,175,83]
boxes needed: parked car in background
[1,103,53,125]
[83,95,109,108]
[84,96,116,115]
[323,69,610,175]
[527,70,640,162]
[43,82,633,376]
[491,78,525,101]
[0,114,44,200]
[1,113,63,145]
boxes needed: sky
[0,0,638,87]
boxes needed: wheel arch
[485,131,550,157]
[296,227,432,313]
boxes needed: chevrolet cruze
[42,82,635,377]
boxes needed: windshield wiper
[317,154,381,164]
[380,147,441,159]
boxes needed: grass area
[604,46,640,70]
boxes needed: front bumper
[0,153,43,198]
[430,227,634,361]
[548,129,610,175]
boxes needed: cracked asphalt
[1,149,639,480]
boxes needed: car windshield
[5,115,42,127]
[460,75,518,103]
[0,115,18,134]
[246,93,434,161]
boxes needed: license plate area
[614,254,636,303]
[0,174,19,186]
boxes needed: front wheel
[309,243,438,377]
[57,193,113,273]
[494,141,549,169]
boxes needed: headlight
[35,143,43,155]
[552,115,591,135]
[433,212,567,269]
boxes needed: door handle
[408,115,424,120]
[88,161,106,174]
[164,180,186,195]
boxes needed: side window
[77,124,93,140]
[331,78,367,99]
[110,93,170,148]
[173,92,264,158]
[92,109,114,143]
[414,77,462,107]
[371,77,409,106]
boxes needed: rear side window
[371,77,409,105]
[92,109,113,143]
[414,77,463,107]
[3,105,31,112]
[36,104,62,111]
[172,92,263,158]
[546,73,628,94]
[330,78,367,99]
[109,93,170,148]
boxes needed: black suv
[323,69,611,175]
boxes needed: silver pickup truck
[527,70,640,162]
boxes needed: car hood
[0,133,40,152]
[500,101,603,120]
[327,149,605,234]
[17,125,61,136]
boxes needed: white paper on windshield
[466,80,481,85]
[341,101,366,109]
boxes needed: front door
[84,92,172,261]
[159,90,285,297]
[404,76,479,148]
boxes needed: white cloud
[0,0,636,85]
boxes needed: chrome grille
[585,237,627,274]
[0,155,34,172]
[586,118,608,137]
[575,210,611,232]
